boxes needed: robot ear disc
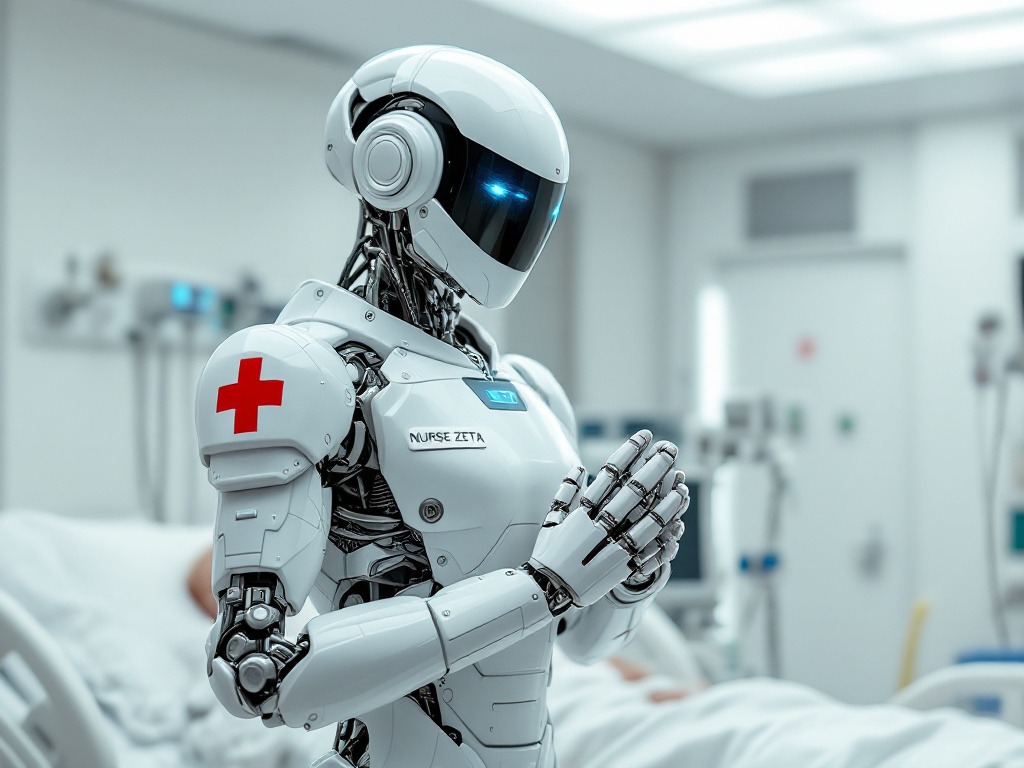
[353,112,443,213]
[364,135,412,193]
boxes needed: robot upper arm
[195,323,356,613]
[499,354,577,449]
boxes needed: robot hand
[527,430,688,613]
[207,580,308,721]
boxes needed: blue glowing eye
[485,182,509,198]
[513,191,529,201]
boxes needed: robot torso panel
[281,280,577,766]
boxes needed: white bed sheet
[550,647,1024,768]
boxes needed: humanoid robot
[194,46,688,768]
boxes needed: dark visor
[422,104,565,273]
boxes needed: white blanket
[550,648,1024,768]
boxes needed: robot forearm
[269,568,551,729]
[208,574,308,721]
[556,564,670,665]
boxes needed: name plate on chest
[408,428,487,451]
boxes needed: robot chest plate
[370,352,578,586]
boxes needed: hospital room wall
[0,0,668,520]
[909,112,1024,676]
[667,129,916,703]
[669,112,1024,689]
[0,0,8,509]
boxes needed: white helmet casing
[325,46,569,309]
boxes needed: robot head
[325,46,569,309]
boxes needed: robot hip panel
[438,627,556,749]
[359,697,478,768]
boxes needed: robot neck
[338,204,462,345]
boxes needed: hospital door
[720,254,912,704]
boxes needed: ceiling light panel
[911,18,1024,68]
[839,0,1024,26]
[471,0,759,32]
[694,44,922,97]
[607,5,844,66]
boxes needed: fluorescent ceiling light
[841,0,1024,26]
[608,5,842,63]
[912,18,1024,68]
[695,45,921,97]
[473,0,756,31]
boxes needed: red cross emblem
[216,357,284,434]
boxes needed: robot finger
[544,466,586,526]
[656,521,683,558]
[635,535,679,578]
[661,536,680,564]
[623,497,685,556]
[581,430,652,514]
[665,478,690,522]
[646,485,687,529]
[658,468,687,502]
[634,543,667,579]
[596,444,677,532]
[662,517,685,543]
[624,441,677,505]
[616,513,660,554]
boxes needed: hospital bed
[0,590,115,768]
[3,509,1024,768]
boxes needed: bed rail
[0,589,116,768]
[891,662,1024,727]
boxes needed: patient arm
[189,548,218,618]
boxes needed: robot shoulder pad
[499,354,577,443]
[195,324,355,471]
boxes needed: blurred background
[4,0,1024,714]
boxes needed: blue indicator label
[486,389,519,405]
[464,378,528,412]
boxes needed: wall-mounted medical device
[23,252,284,352]
[22,253,287,524]
[969,256,1024,647]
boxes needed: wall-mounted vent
[746,168,856,240]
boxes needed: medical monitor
[655,473,717,613]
